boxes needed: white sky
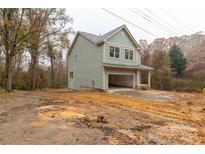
[67,8,205,43]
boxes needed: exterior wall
[103,30,141,66]
[68,35,104,90]
[68,29,143,90]
[104,68,136,90]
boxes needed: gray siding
[68,35,104,90]
[104,30,141,66]
[68,28,142,90]
[107,30,135,47]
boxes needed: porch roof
[102,63,154,71]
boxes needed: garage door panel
[109,74,133,88]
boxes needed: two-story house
[68,25,153,90]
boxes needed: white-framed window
[70,72,73,79]
[124,49,133,60]
[109,46,120,58]
[74,54,77,64]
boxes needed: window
[109,46,114,57]
[115,47,120,58]
[70,72,73,79]
[109,46,120,58]
[125,49,129,59]
[74,54,77,64]
[130,50,133,60]
[124,49,134,60]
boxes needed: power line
[144,8,184,35]
[102,8,158,38]
[136,8,181,35]
[160,8,195,33]
[130,8,178,36]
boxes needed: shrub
[12,82,31,90]
[152,77,205,92]
[169,78,205,92]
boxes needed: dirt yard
[0,89,205,144]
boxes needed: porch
[102,63,154,90]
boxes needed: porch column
[136,69,141,88]
[148,71,151,87]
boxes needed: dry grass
[1,89,205,144]
[30,121,47,127]
[39,106,85,119]
[40,90,205,123]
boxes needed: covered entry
[108,74,134,89]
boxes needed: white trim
[102,67,105,90]
[105,41,137,50]
[133,72,136,89]
[103,42,106,62]
[102,43,105,89]
[99,25,141,49]
[103,27,123,42]
[148,71,151,87]
[108,45,121,59]
[108,72,135,75]
[68,33,79,56]
[124,48,135,61]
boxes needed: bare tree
[0,9,33,92]
[26,8,73,89]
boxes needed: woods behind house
[0,8,204,92]
[142,42,205,92]
[0,8,73,91]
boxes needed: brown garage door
[108,74,134,88]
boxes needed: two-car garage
[108,74,134,89]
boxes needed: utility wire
[135,8,180,36]
[160,8,195,33]
[102,8,158,38]
[145,8,184,35]
[130,8,178,36]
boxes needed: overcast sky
[67,8,205,43]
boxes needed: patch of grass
[39,106,85,119]
[30,121,47,127]
[12,83,31,90]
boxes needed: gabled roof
[78,31,101,44]
[69,25,141,55]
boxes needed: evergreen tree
[169,44,187,77]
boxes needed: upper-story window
[74,54,77,64]
[109,46,120,58]
[125,49,133,60]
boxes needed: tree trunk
[50,56,55,87]
[31,49,38,89]
[5,54,13,92]
[31,59,37,89]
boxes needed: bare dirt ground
[0,89,205,145]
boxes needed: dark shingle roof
[78,31,100,44]
[69,25,141,55]
[79,25,127,44]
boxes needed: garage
[108,74,134,89]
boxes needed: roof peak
[69,25,140,55]
[77,25,126,44]
[79,24,126,37]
